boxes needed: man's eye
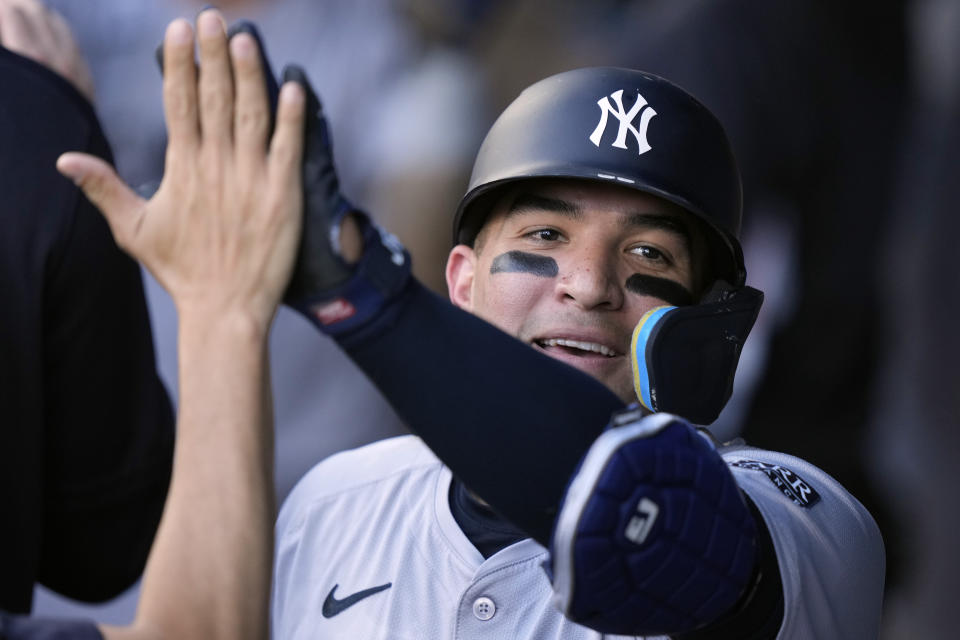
[527,228,562,242]
[631,245,668,262]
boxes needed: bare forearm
[110,312,275,640]
[55,10,304,640]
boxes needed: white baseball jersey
[272,435,883,639]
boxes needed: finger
[162,18,199,150]
[44,9,78,60]
[57,152,146,250]
[228,21,281,132]
[44,7,74,66]
[27,1,58,60]
[230,32,269,161]
[0,4,44,62]
[268,81,306,191]
[196,8,234,146]
[0,5,12,48]
[44,5,72,43]
[43,8,97,102]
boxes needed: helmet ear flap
[631,286,764,425]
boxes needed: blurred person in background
[0,0,173,616]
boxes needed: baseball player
[273,61,886,639]
[1,11,884,638]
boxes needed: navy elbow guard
[549,410,758,636]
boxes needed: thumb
[57,152,144,248]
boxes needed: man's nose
[555,254,624,310]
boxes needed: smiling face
[446,179,705,403]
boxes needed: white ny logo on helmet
[589,90,657,155]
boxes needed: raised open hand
[56,9,306,332]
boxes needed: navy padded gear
[550,410,757,635]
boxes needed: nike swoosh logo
[322,582,392,618]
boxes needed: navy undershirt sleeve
[340,279,625,544]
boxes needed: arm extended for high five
[49,11,303,640]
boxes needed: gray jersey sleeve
[722,446,885,639]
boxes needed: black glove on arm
[201,23,411,340]
[279,65,411,340]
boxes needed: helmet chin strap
[631,283,764,424]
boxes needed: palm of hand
[57,13,306,330]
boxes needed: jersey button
[472,596,496,621]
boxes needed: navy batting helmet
[454,67,746,287]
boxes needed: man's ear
[446,244,477,311]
